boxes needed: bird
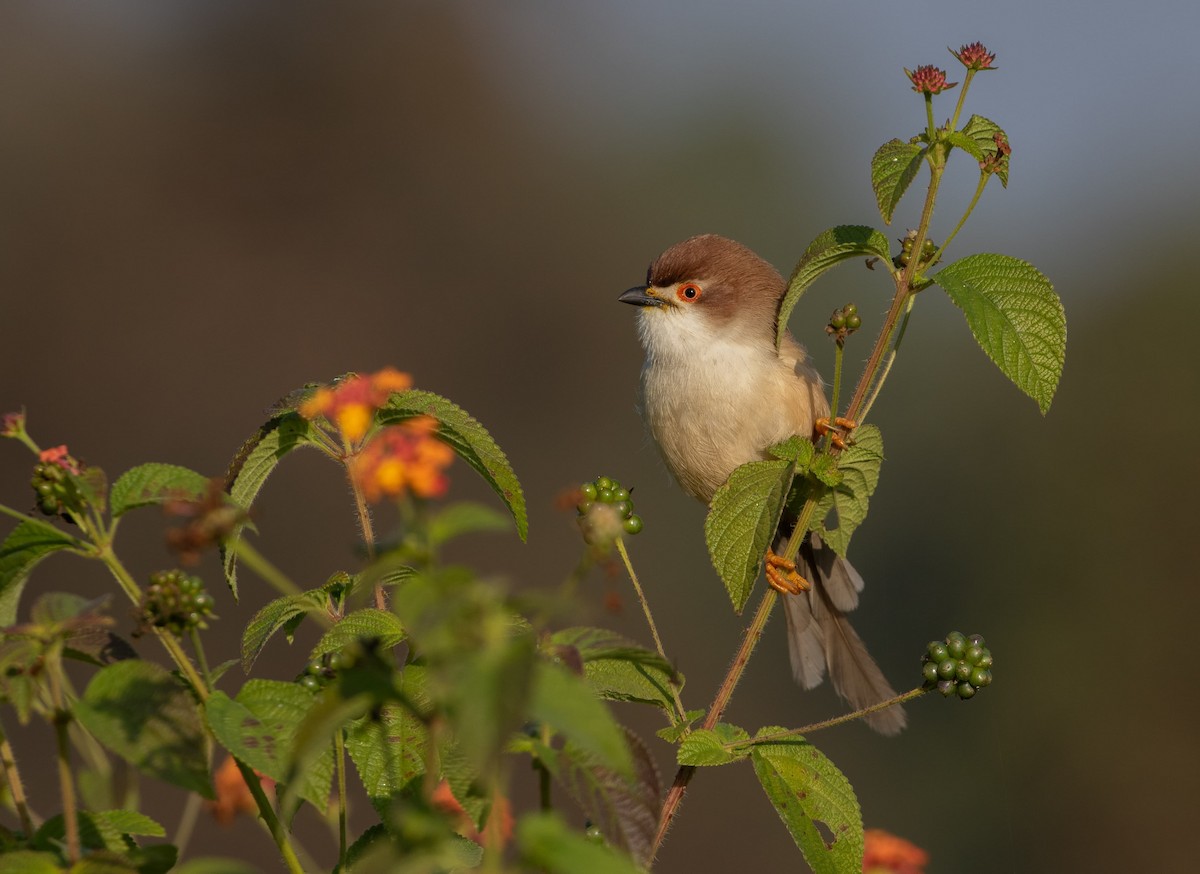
[619,233,905,734]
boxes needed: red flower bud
[951,42,997,71]
[904,65,958,95]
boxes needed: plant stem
[231,539,305,598]
[614,538,687,724]
[173,791,202,860]
[0,720,34,836]
[746,687,926,743]
[189,627,214,690]
[650,584,778,860]
[858,295,916,425]
[47,645,80,863]
[236,759,306,874]
[335,732,348,869]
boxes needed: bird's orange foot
[765,549,810,596]
[814,416,858,450]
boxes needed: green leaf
[309,608,406,661]
[769,437,841,487]
[778,226,893,350]
[378,390,527,541]
[517,812,646,874]
[427,501,512,548]
[542,731,662,867]
[960,114,1010,186]
[704,458,794,613]
[221,413,322,598]
[810,424,884,558]
[656,709,705,744]
[205,680,333,812]
[345,703,427,815]
[870,139,926,224]
[74,660,213,798]
[0,519,79,626]
[934,254,1066,414]
[530,661,633,780]
[677,723,750,766]
[0,851,61,874]
[173,861,261,874]
[109,463,211,517]
[240,590,328,673]
[751,733,863,874]
[34,809,166,854]
[550,627,680,712]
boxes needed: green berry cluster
[298,649,355,692]
[31,462,76,518]
[577,476,643,536]
[895,230,940,269]
[826,303,862,344]
[137,570,215,637]
[922,631,993,700]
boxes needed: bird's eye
[677,283,702,302]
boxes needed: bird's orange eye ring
[677,283,702,302]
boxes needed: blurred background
[1,2,1196,871]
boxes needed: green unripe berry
[614,500,632,518]
[307,660,324,676]
[937,659,958,680]
[597,488,615,503]
[956,682,976,699]
[970,667,992,687]
[622,515,643,535]
[976,651,993,669]
[581,482,598,500]
[969,633,986,647]
[300,675,321,692]
[955,661,973,682]
[927,641,950,663]
[595,476,613,491]
[844,303,858,316]
[326,651,346,671]
[946,632,967,658]
[846,314,862,330]
[922,662,940,684]
[612,487,629,502]
[585,824,604,845]
[829,313,847,329]
[937,679,956,697]
[576,499,593,515]
[964,644,985,665]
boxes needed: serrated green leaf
[656,709,705,743]
[427,501,512,548]
[767,436,816,465]
[704,459,794,613]
[74,660,213,799]
[751,733,863,874]
[34,809,166,855]
[934,254,1065,413]
[205,681,333,812]
[677,723,750,766]
[550,627,680,711]
[378,390,527,541]
[870,139,926,224]
[240,590,328,673]
[531,661,633,780]
[541,731,662,867]
[778,226,893,350]
[810,425,883,557]
[518,812,646,874]
[0,519,79,626]
[221,413,322,598]
[109,463,211,517]
[345,703,427,815]
[961,114,1010,186]
[310,608,405,661]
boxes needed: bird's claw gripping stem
[814,416,858,450]
[765,549,809,596]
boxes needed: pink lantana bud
[951,42,997,71]
[905,65,957,95]
[1,411,24,437]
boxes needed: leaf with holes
[934,254,1065,414]
[751,732,863,874]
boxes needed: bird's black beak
[618,285,663,307]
